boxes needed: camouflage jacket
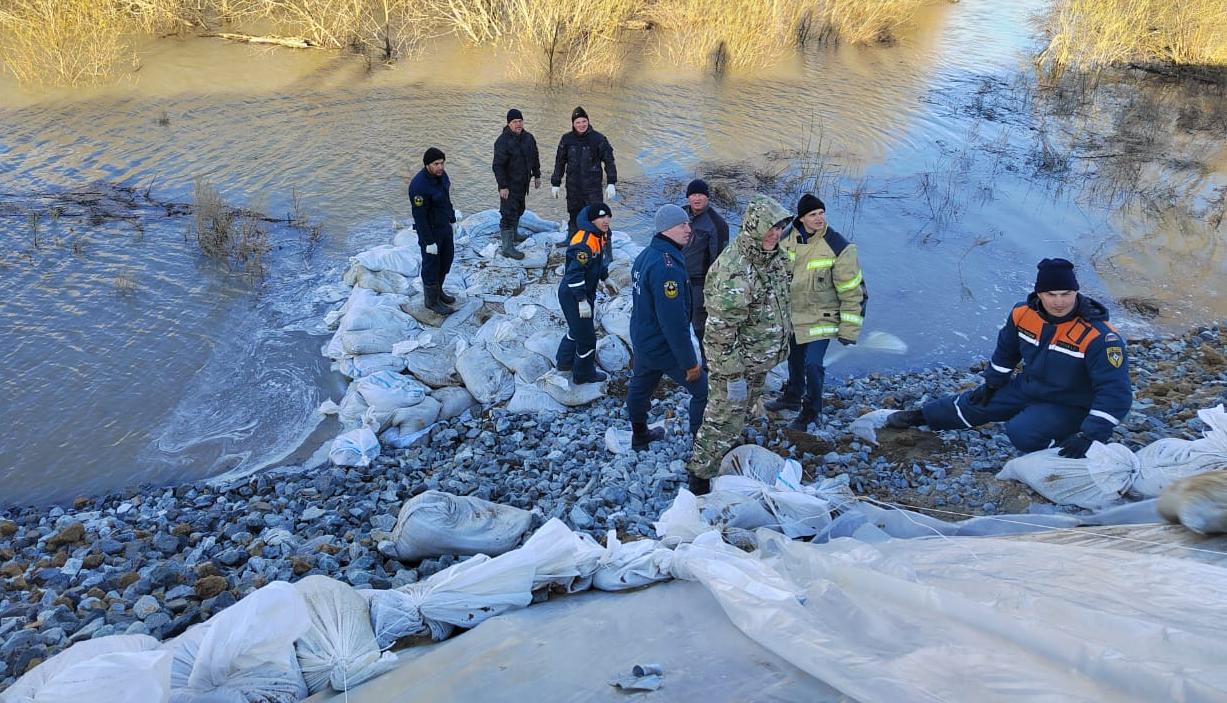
[702,195,793,377]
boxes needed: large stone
[132,594,160,620]
[46,523,84,548]
[194,575,228,600]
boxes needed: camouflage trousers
[687,369,769,480]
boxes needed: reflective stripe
[1017,332,1039,346]
[806,258,835,270]
[840,312,863,325]
[577,349,595,358]
[990,362,1013,373]
[784,250,796,261]
[567,281,585,288]
[1089,409,1121,426]
[834,270,863,292]
[807,325,839,337]
[953,397,972,428]
[1048,344,1085,359]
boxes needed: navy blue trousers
[556,289,597,376]
[921,379,1090,452]
[782,336,831,416]
[626,361,709,433]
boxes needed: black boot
[571,354,607,384]
[687,473,711,496]
[631,422,665,451]
[438,287,456,304]
[511,218,529,243]
[886,409,925,429]
[765,395,802,412]
[500,228,525,260]
[423,284,454,316]
[788,410,817,431]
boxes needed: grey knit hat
[654,204,689,234]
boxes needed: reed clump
[1038,0,1227,77]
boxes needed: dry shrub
[1038,0,1227,76]
[499,0,643,81]
[817,0,931,44]
[0,0,129,85]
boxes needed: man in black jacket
[680,178,730,359]
[492,108,540,261]
[551,106,617,244]
[409,147,457,316]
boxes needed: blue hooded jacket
[558,206,610,303]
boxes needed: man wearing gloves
[556,203,613,384]
[492,108,540,261]
[409,147,459,316]
[626,205,708,460]
[550,106,617,243]
[687,195,793,494]
[764,194,867,430]
[888,258,1132,458]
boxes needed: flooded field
[1,0,1223,504]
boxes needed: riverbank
[1,320,1223,685]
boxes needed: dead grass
[0,0,129,84]
[1038,0,1227,77]
[190,177,271,280]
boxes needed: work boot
[423,285,454,316]
[631,422,665,451]
[500,229,525,260]
[764,395,802,412]
[511,219,529,243]
[788,410,817,431]
[886,409,925,429]
[571,355,607,384]
[438,288,456,305]
[687,473,711,496]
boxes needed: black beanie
[797,193,825,217]
[1034,258,1080,293]
[571,106,589,123]
[506,108,523,123]
[686,179,709,197]
[587,202,612,219]
[422,147,445,165]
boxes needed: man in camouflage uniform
[686,195,794,494]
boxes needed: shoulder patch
[576,251,589,265]
[663,280,679,299]
[662,253,675,267]
[1103,332,1120,343]
[412,195,425,207]
[1106,346,1124,368]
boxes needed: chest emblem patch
[663,280,679,299]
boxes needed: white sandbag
[513,353,553,385]
[164,581,309,703]
[336,384,369,430]
[524,329,565,363]
[390,396,441,434]
[1130,405,1227,496]
[604,420,666,455]
[653,489,710,547]
[1158,470,1227,535]
[3,635,164,703]
[432,386,476,420]
[596,335,630,372]
[389,490,533,562]
[456,345,514,405]
[392,227,417,248]
[414,552,536,631]
[380,425,432,450]
[713,456,854,538]
[472,314,517,346]
[849,409,902,446]
[518,210,561,233]
[507,283,563,317]
[997,443,1137,510]
[361,588,432,649]
[456,209,502,239]
[396,331,463,388]
[698,491,777,531]
[718,444,787,483]
[355,370,427,412]
[317,399,340,416]
[336,353,406,380]
[352,244,420,278]
[539,369,605,407]
[461,266,527,300]
[329,428,380,467]
[343,262,412,295]
[292,576,398,694]
[603,260,633,295]
[591,532,674,592]
[506,379,568,414]
[609,230,642,262]
[513,518,594,593]
[488,340,548,377]
[599,299,633,347]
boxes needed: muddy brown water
[1,0,1224,505]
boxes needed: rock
[149,560,185,588]
[152,532,181,554]
[46,523,85,548]
[0,520,16,537]
[132,594,160,620]
[569,505,594,530]
[194,575,229,600]
[302,506,326,521]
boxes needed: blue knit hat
[1035,258,1079,293]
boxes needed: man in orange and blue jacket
[555,203,613,384]
[888,259,1132,458]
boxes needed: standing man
[764,194,867,430]
[409,147,458,316]
[681,178,731,359]
[626,205,708,458]
[687,195,793,495]
[550,106,617,244]
[556,203,613,384]
[492,108,540,261]
[887,259,1132,457]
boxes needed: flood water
[1,0,1224,505]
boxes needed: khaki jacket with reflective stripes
[781,224,866,343]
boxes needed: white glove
[551,186,560,199]
[726,377,748,403]
[578,300,592,319]
[605,184,616,199]
[453,209,463,221]
[425,243,438,256]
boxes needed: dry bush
[816,0,931,45]
[190,177,272,280]
[1038,0,1227,76]
[500,0,643,81]
[0,0,129,85]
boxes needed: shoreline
[1,319,1223,685]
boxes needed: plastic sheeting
[1,635,170,703]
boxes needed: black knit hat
[587,202,612,219]
[686,179,709,197]
[571,106,589,123]
[506,108,523,123]
[422,147,445,165]
[1035,258,1079,293]
[797,193,825,217]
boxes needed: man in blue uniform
[626,204,709,457]
[888,259,1132,458]
[556,202,613,384]
[409,147,458,316]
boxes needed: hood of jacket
[736,194,791,265]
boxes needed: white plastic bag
[389,491,533,562]
[539,369,605,407]
[352,244,421,278]
[604,420,666,455]
[355,370,427,412]
[591,532,673,591]
[596,335,630,372]
[293,576,398,694]
[1131,405,1227,496]
[653,489,709,547]
[455,344,515,405]
[343,262,412,295]
[3,635,169,703]
[524,329,565,363]
[336,353,407,380]
[329,428,380,467]
[849,409,902,445]
[997,443,1137,509]
[432,386,476,420]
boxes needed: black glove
[968,383,997,407]
[1058,433,1094,459]
[838,338,855,346]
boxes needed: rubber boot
[886,409,925,429]
[423,284,454,316]
[631,422,665,451]
[788,409,817,431]
[511,217,529,243]
[765,395,802,412]
[571,352,607,384]
[500,228,525,260]
[438,287,456,304]
[687,473,711,496]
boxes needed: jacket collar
[651,233,684,252]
